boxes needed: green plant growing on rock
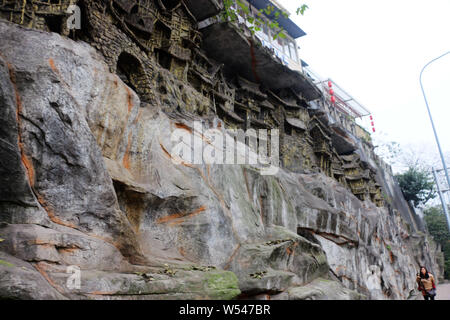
[249,271,267,279]
[134,272,155,281]
[0,259,14,268]
[382,192,393,205]
[222,0,308,39]
[190,265,217,272]
[265,239,294,246]
[161,264,177,277]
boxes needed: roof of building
[247,0,307,38]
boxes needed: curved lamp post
[420,51,450,230]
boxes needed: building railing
[303,66,373,143]
[254,32,303,73]
[232,2,303,73]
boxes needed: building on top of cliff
[198,0,321,102]
[318,78,371,119]
[304,65,373,148]
[244,0,305,73]
[304,65,371,119]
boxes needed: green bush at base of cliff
[424,206,450,279]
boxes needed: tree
[222,0,308,40]
[373,139,402,167]
[424,206,450,279]
[424,206,450,244]
[395,167,436,207]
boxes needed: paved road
[437,283,450,300]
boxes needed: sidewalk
[437,283,450,300]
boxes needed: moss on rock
[204,271,241,300]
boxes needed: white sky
[280,0,450,171]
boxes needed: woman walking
[417,266,437,300]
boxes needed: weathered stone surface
[274,278,366,300]
[45,267,240,300]
[0,20,440,300]
[0,22,144,265]
[0,252,66,300]
[0,224,130,271]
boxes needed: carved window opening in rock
[159,0,181,10]
[157,50,172,70]
[45,15,64,34]
[130,5,139,15]
[284,123,293,136]
[235,110,247,128]
[116,52,146,98]
[188,73,202,93]
[216,105,227,122]
[154,20,171,43]
[153,20,172,70]
[121,4,153,41]
[258,109,267,121]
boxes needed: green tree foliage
[395,167,436,207]
[424,206,450,279]
[424,207,450,244]
[222,0,308,40]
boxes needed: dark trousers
[423,294,435,300]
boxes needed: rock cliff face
[0,14,440,300]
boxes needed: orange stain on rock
[123,132,132,170]
[48,58,58,73]
[223,244,241,271]
[174,122,193,133]
[159,142,195,168]
[125,86,133,113]
[20,145,35,187]
[48,58,64,82]
[7,62,36,187]
[37,194,78,229]
[133,109,142,125]
[9,61,73,229]
[389,251,395,263]
[33,262,66,295]
[156,206,206,226]
[6,57,131,259]
[58,247,79,254]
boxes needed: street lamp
[432,167,450,231]
[420,51,450,230]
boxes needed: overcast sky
[279,0,450,172]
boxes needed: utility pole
[432,167,450,231]
[420,51,450,194]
